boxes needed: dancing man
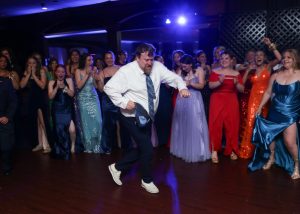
[104,43,190,193]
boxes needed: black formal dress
[0,76,17,173]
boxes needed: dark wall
[219,8,300,62]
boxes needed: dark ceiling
[0,0,121,17]
[1,0,299,34]
[0,0,299,61]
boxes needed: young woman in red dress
[209,51,244,163]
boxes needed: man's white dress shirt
[104,60,187,117]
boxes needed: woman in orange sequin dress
[239,38,282,159]
[238,49,256,141]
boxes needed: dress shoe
[141,180,159,194]
[108,163,122,186]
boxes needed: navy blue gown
[101,76,120,153]
[52,81,73,159]
[249,80,300,174]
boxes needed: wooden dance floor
[1,148,299,214]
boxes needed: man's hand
[179,89,190,98]
[0,117,9,125]
[126,101,136,111]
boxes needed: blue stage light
[177,16,187,25]
[44,29,107,39]
[165,18,171,24]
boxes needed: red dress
[209,71,243,155]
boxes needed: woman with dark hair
[167,50,185,148]
[0,54,19,90]
[48,65,75,159]
[171,50,185,105]
[47,57,58,81]
[153,55,173,147]
[75,54,103,153]
[209,51,244,163]
[170,54,210,162]
[239,38,282,159]
[20,56,52,153]
[249,49,300,179]
[97,51,121,153]
[116,50,128,66]
[0,56,17,175]
[95,57,104,72]
[31,52,48,72]
[0,47,22,76]
[66,49,83,153]
[172,50,185,75]
[66,49,80,78]
[195,50,211,119]
[46,57,58,128]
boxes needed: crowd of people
[0,38,299,193]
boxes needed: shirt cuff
[177,81,188,91]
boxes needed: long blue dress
[170,77,211,162]
[249,80,300,174]
[77,75,103,153]
[101,76,119,153]
[52,81,73,159]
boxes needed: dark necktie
[146,75,156,121]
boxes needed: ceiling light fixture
[41,2,48,10]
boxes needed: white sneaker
[108,163,122,186]
[141,180,159,194]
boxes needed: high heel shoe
[42,147,51,154]
[262,158,275,170]
[32,144,43,152]
[291,159,300,180]
[211,151,219,164]
[230,152,238,160]
[71,145,75,154]
[263,150,275,170]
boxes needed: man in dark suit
[0,75,17,175]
